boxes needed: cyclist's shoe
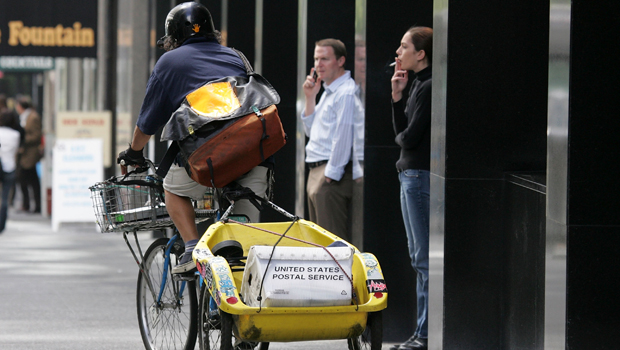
[172,252,197,274]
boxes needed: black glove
[117,146,145,167]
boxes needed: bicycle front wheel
[198,284,233,350]
[347,311,383,350]
[137,237,198,350]
[198,285,269,350]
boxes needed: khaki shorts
[163,164,208,200]
[163,163,269,222]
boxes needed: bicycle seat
[221,183,265,211]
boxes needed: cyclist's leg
[230,166,269,223]
[163,164,207,240]
[163,164,208,272]
[165,191,199,241]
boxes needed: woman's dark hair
[316,38,347,61]
[407,26,433,63]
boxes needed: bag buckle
[252,105,263,117]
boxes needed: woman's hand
[391,59,408,102]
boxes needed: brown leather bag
[160,49,286,188]
[184,104,285,187]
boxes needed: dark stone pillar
[558,1,620,348]
[259,0,299,220]
[227,0,255,63]
[431,1,549,349]
[306,0,356,72]
[505,174,546,349]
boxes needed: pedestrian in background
[0,94,22,137]
[15,95,42,214]
[389,26,433,350]
[0,111,22,233]
[301,38,364,243]
[0,94,10,114]
[0,94,11,114]
[0,94,24,209]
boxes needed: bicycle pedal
[234,341,258,350]
[172,273,196,282]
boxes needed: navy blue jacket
[137,37,247,135]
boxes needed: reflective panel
[295,0,308,217]
[429,2,448,349]
[187,82,241,118]
[545,1,570,349]
[352,0,366,249]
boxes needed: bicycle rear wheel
[137,237,198,350]
[198,284,233,350]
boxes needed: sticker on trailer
[203,263,214,290]
[367,279,388,293]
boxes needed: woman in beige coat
[15,96,42,213]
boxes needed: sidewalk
[0,208,151,350]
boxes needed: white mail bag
[240,245,354,307]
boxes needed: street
[0,211,397,350]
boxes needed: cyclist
[117,2,270,274]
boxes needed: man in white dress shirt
[301,38,363,242]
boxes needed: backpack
[157,49,286,188]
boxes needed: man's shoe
[390,335,417,350]
[399,337,427,350]
[172,253,197,274]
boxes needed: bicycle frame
[160,234,187,306]
[123,230,189,305]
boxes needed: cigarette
[389,62,396,67]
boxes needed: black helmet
[157,2,215,48]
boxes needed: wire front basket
[89,173,216,233]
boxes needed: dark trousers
[20,167,41,212]
[1,170,16,232]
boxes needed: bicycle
[90,161,387,350]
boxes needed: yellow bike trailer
[193,217,387,349]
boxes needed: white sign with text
[52,139,103,231]
[55,111,112,167]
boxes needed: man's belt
[306,160,328,169]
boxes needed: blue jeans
[399,169,430,339]
[1,170,16,232]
